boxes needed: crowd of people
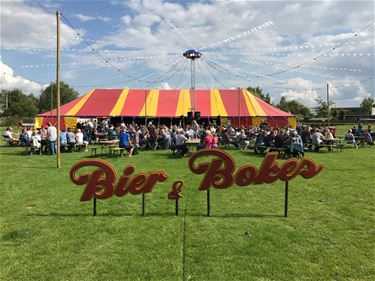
[3,119,374,157]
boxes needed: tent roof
[39,88,294,118]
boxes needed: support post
[56,11,61,168]
[141,193,145,216]
[207,189,211,217]
[327,83,330,128]
[93,197,97,216]
[284,181,289,218]
[175,198,179,216]
[191,59,196,114]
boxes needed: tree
[360,97,375,115]
[38,81,79,113]
[277,97,313,121]
[331,108,338,120]
[313,98,335,118]
[338,109,345,120]
[247,86,272,104]
[0,89,38,118]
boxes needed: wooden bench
[89,147,100,156]
[109,147,125,157]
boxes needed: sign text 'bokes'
[70,149,324,201]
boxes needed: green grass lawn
[1,126,374,281]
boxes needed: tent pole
[238,88,241,127]
[56,11,61,169]
[144,90,147,126]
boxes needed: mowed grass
[0,125,374,281]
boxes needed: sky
[1,0,374,108]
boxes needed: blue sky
[1,0,374,107]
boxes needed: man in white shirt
[47,122,57,155]
[312,129,324,151]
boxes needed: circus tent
[35,88,296,128]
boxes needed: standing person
[46,122,57,155]
[119,127,134,157]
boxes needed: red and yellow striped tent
[36,88,296,128]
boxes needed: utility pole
[56,11,61,168]
[327,83,330,127]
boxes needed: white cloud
[159,82,171,90]
[280,77,319,106]
[1,1,80,48]
[0,61,47,95]
[75,14,96,22]
[75,14,112,23]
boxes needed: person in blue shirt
[60,129,67,152]
[119,127,134,157]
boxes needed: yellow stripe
[243,89,266,116]
[175,89,191,116]
[210,89,228,116]
[139,89,159,117]
[66,89,96,116]
[109,89,129,116]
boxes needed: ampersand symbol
[168,180,183,200]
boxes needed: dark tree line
[0,81,79,125]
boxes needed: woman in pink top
[203,130,213,149]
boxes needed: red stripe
[120,89,150,116]
[266,117,289,127]
[192,90,211,117]
[219,89,250,116]
[39,96,84,117]
[75,89,122,116]
[156,90,180,117]
[254,96,293,116]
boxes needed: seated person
[108,126,118,140]
[235,129,249,149]
[3,127,16,145]
[311,129,325,151]
[254,130,266,154]
[289,131,304,157]
[19,128,31,147]
[274,130,287,148]
[66,128,76,151]
[175,130,188,156]
[324,128,335,151]
[365,130,374,145]
[202,130,213,149]
[119,128,134,157]
[75,129,84,150]
[344,129,358,148]
[264,130,276,148]
[60,129,67,152]
[31,130,41,152]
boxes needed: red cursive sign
[188,149,324,190]
[70,159,168,201]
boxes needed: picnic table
[185,139,201,154]
[355,136,366,148]
[96,140,119,157]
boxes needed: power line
[200,59,228,88]
[265,21,374,76]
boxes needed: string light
[199,21,274,51]
[264,21,374,76]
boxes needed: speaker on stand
[194,111,201,121]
